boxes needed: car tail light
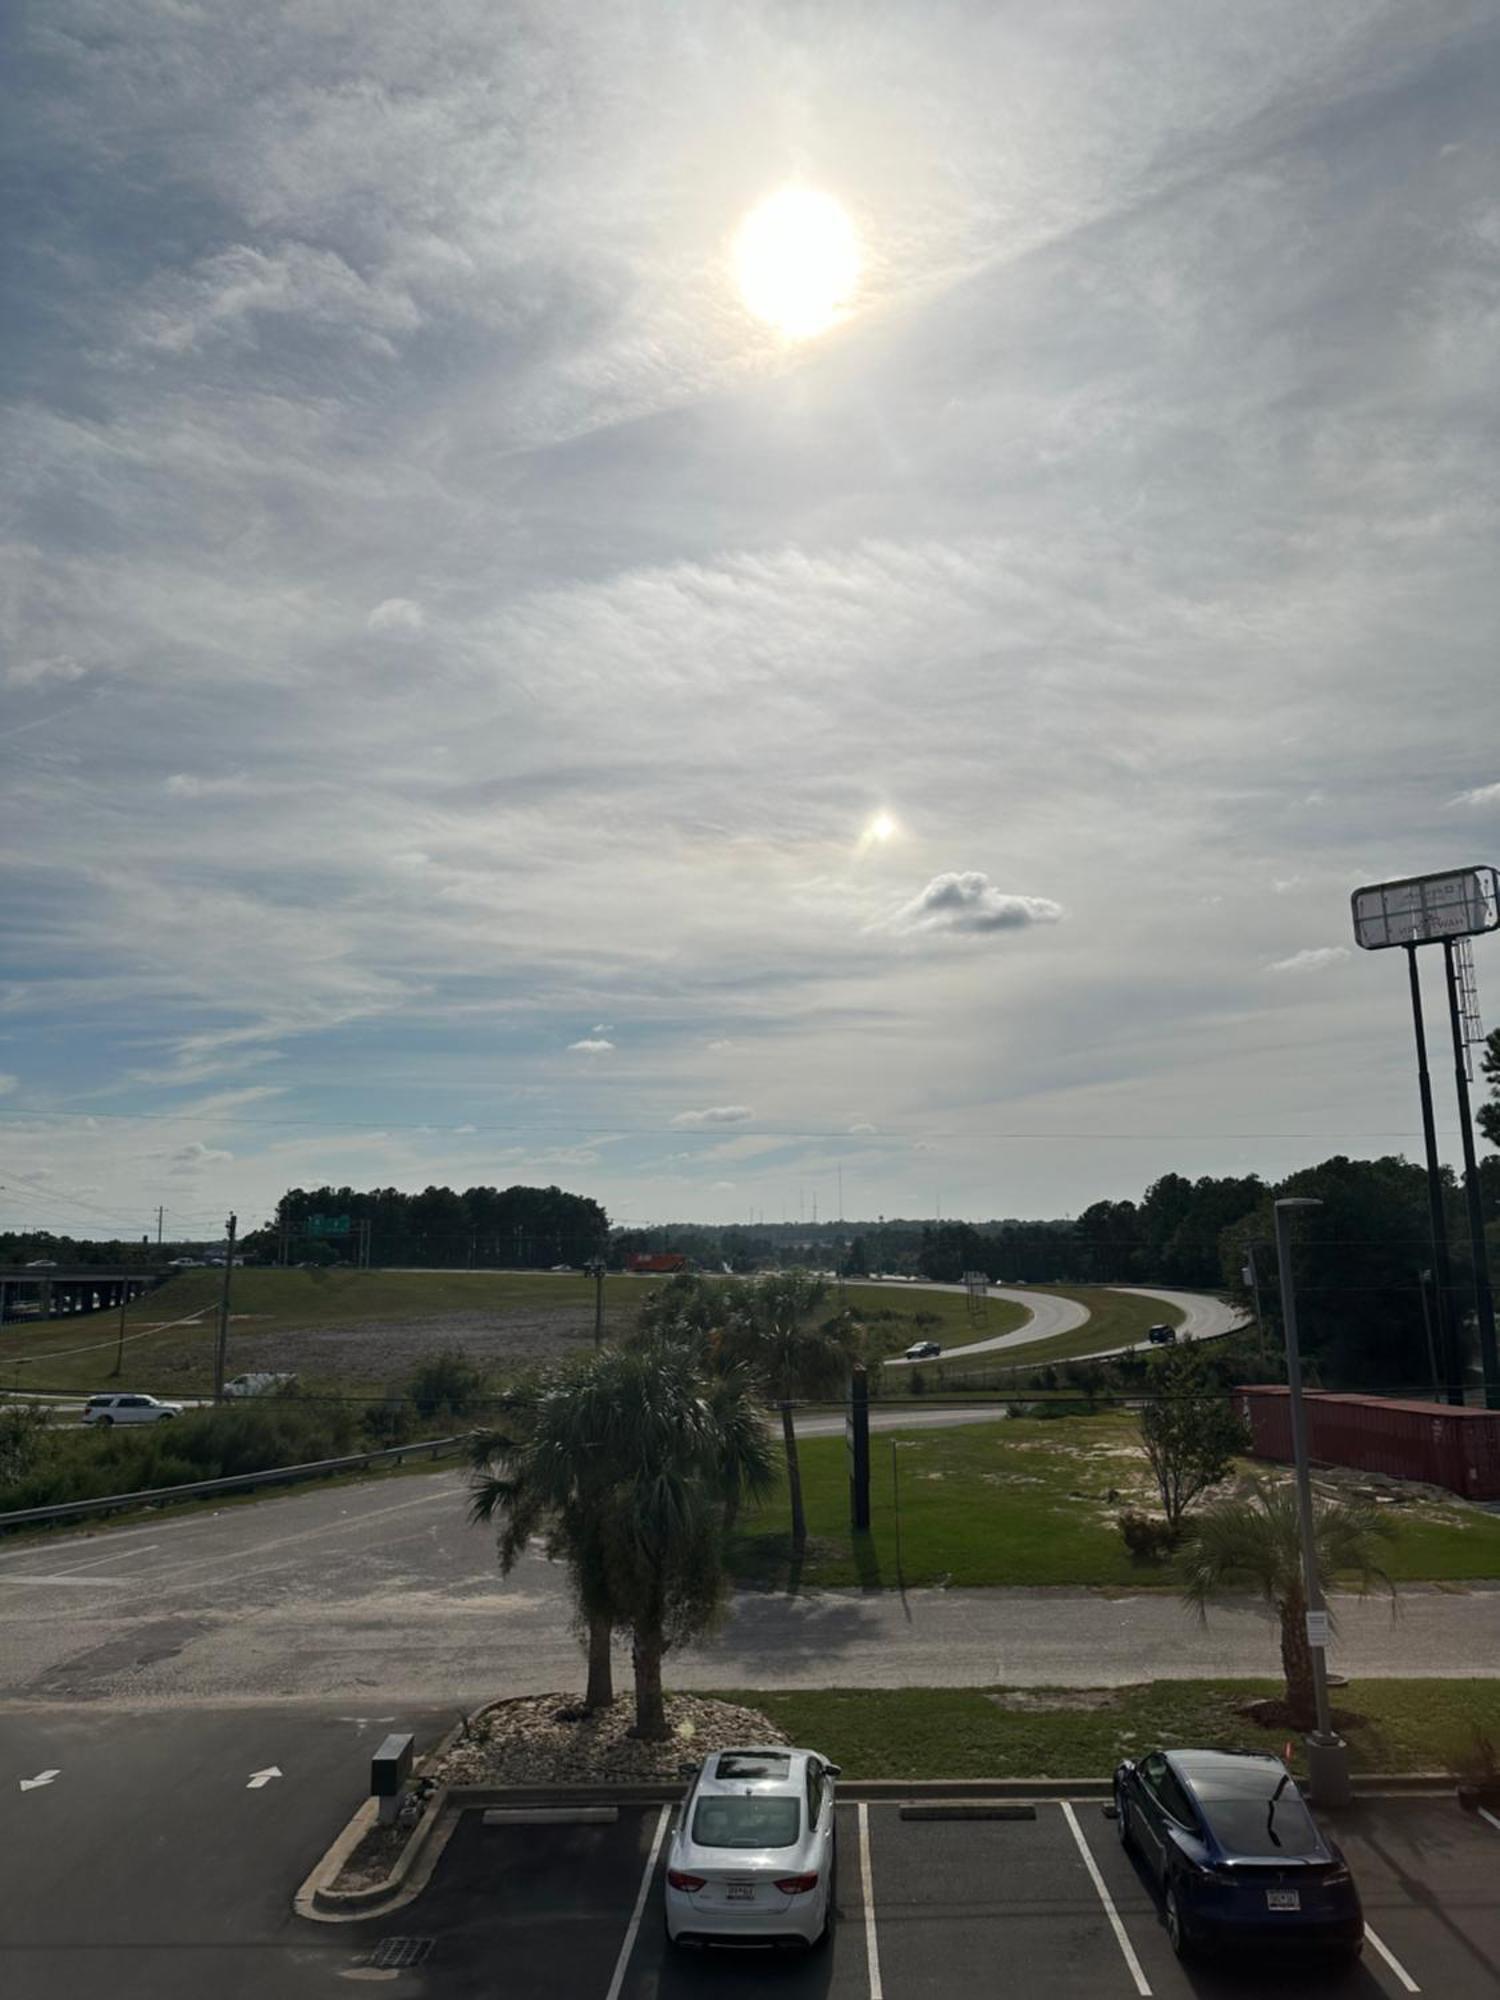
[1320,1864,1352,1887]
[773,1873,820,1895]
[666,1870,706,1892]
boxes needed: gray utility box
[371,1732,414,1823]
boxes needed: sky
[3,1,1499,1242]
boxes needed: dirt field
[228,1305,601,1382]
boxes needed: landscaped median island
[726,1413,1500,1590]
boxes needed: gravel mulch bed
[429,1691,789,1788]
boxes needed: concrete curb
[294,1758,1458,1924]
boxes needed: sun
[734,187,860,340]
[856,810,901,855]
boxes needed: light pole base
[1303,1733,1351,1808]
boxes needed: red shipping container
[1234,1385,1500,1501]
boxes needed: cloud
[1265,946,1350,976]
[367,597,425,634]
[164,773,255,798]
[452,1122,477,1134]
[591,1023,613,1035]
[568,1037,615,1053]
[1450,781,1500,810]
[671,1105,753,1127]
[848,1121,877,1135]
[0,1074,17,1095]
[6,655,86,691]
[710,1180,736,1191]
[167,1141,233,1169]
[705,1038,735,1052]
[888,873,1065,938]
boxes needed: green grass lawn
[925,1288,1190,1384]
[729,1414,1500,1589]
[720,1679,1500,1780]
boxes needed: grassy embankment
[0,1267,642,1399]
[721,1679,1500,1781]
[730,1413,1500,1589]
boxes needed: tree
[721,1271,852,1556]
[468,1349,774,1737]
[1481,1027,1500,1151]
[1137,1346,1249,1533]
[1179,1479,1397,1726]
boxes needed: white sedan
[664,1745,839,1950]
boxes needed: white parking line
[1364,1922,1420,1993]
[603,1804,669,2000]
[1478,1806,1500,1837]
[1059,1801,1151,1997]
[858,1801,884,2000]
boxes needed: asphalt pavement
[2,1467,1497,1707]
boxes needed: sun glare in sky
[734,187,860,339]
[856,810,901,854]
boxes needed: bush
[1118,1509,1181,1563]
[406,1348,489,1421]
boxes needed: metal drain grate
[369,1937,435,1970]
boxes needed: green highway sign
[306,1214,351,1237]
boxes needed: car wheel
[1164,1882,1192,1961]
[95,1415,113,1427]
[157,1411,176,1420]
[1115,1790,1135,1852]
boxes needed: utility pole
[1273,1197,1349,1806]
[589,1257,606,1348]
[113,1287,127,1378]
[1242,1241,1270,1374]
[213,1213,237,1402]
[156,1204,164,1247]
[1406,946,1464,1402]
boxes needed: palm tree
[468,1383,618,1712]
[1179,1478,1397,1726]
[471,1348,775,1739]
[722,1271,852,1556]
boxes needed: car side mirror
[825,1764,843,1778]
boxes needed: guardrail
[0,1434,466,1531]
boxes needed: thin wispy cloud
[1266,947,1351,976]
[671,1106,754,1128]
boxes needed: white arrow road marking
[246,1767,282,1789]
[19,1770,60,1791]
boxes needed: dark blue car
[1113,1748,1363,1965]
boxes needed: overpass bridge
[0,1268,166,1325]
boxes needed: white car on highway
[81,1392,184,1427]
[665,1745,839,1950]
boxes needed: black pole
[1407,946,1464,1405]
[1442,940,1500,1410]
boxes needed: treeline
[0,1232,162,1269]
[252,1183,609,1269]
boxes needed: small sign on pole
[1305,1609,1330,1650]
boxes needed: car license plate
[726,1884,755,1902]
[1267,1890,1300,1912]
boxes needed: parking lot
[347,1793,1500,1999]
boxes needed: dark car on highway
[1113,1748,1363,1966]
[1146,1322,1177,1344]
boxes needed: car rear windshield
[691,1796,800,1849]
[715,1752,790,1781]
[1203,1796,1320,1856]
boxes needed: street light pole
[1273,1196,1350,1806]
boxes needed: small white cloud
[453,1122,478,1134]
[710,1180,736,1191]
[888,871,1064,938]
[1266,946,1350,976]
[569,1037,615,1053]
[706,1038,735,1052]
[671,1104,753,1127]
[591,1023,613,1035]
[1450,781,1500,810]
[367,597,424,633]
[6,655,87,691]
[168,1141,233,1169]
[848,1120,877,1135]
[0,1074,18,1095]
[164,772,253,799]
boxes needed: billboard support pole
[1407,946,1464,1405]
[1442,939,1500,1409]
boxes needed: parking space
[347,1794,1500,2000]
